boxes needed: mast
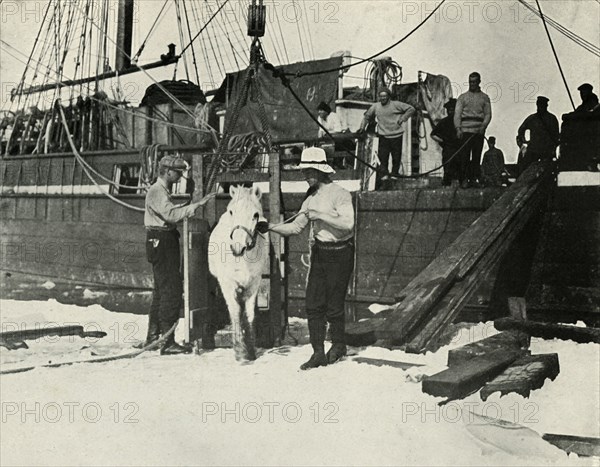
[115,0,134,71]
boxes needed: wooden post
[268,150,283,345]
[182,217,213,347]
[183,218,191,343]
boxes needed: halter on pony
[227,185,269,257]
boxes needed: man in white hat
[143,154,215,355]
[270,147,355,370]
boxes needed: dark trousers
[442,145,461,184]
[378,135,403,176]
[305,241,354,348]
[459,133,485,183]
[146,230,183,335]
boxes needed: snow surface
[1,299,599,466]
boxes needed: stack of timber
[422,331,560,402]
[346,161,554,351]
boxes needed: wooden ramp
[346,161,554,352]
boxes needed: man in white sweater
[454,72,492,188]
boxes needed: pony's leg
[239,292,258,361]
[220,282,245,361]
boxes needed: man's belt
[314,237,354,250]
[462,116,484,122]
[145,226,176,232]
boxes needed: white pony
[208,185,269,361]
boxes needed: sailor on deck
[454,72,492,188]
[143,155,214,355]
[517,96,559,171]
[575,83,599,113]
[431,98,461,186]
[317,101,343,138]
[359,87,415,180]
[270,147,355,370]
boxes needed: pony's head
[227,185,264,257]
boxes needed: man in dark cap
[143,155,215,354]
[431,98,461,186]
[575,83,599,113]
[517,96,559,171]
[359,87,415,180]
[481,136,506,187]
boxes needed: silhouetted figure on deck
[431,98,461,186]
[481,137,506,187]
[517,96,559,173]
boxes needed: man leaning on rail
[141,155,215,355]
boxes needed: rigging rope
[517,0,600,57]
[180,0,230,55]
[533,0,575,110]
[283,0,447,78]
[131,0,171,63]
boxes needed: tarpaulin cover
[213,57,343,141]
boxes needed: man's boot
[300,318,328,370]
[159,321,192,355]
[160,333,193,355]
[326,318,347,364]
[134,314,161,349]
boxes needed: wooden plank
[494,317,600,344]
[422,350,523,401]
[480,353,559,400]
[0,325,107,341]
[352,357,424,370]
[541,434,600,457]
[447,331,530,367]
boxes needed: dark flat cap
[537,96,549,103]
[577,83,593,92]
[159,155,187,171]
